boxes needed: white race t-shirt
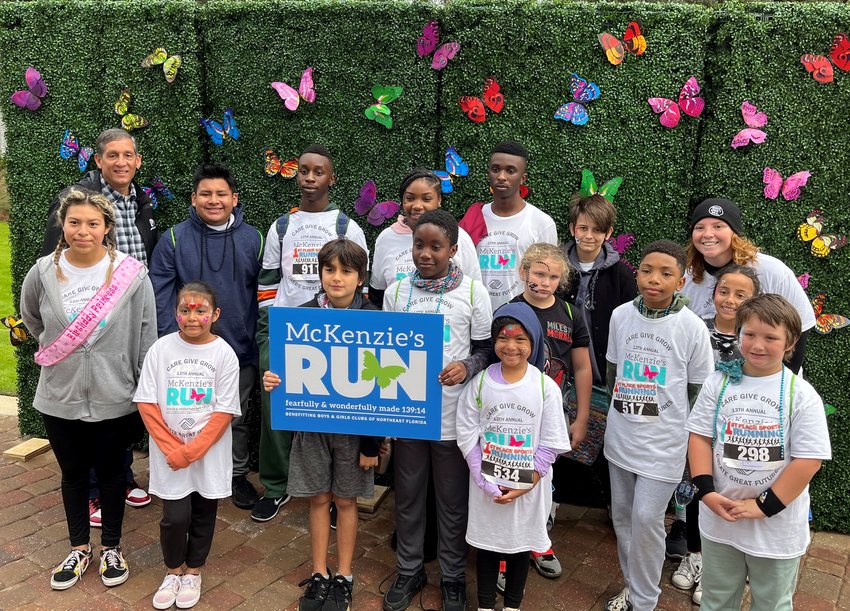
[682,253,816,331]
[476,203,558,311]
[59,250,128,346]
[370,226,481,290]
[383,275,492,440]
[457,366,570,553]
[605,303,714,482]
[263,210,369,307]
[133,333,241,499]
[686,370,831,558]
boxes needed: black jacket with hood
[562,240,637,385]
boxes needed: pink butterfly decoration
[797,272,811,289]
[731,100,767,149]
[417,21,439,56]
[647,76,704,128]
[189,389,206,402]
[763,168,812,201]
[509,435,525,447]
[608,233,636,272]
[643,365,659,380]
[10,66,48,111]
[354,180,400,226]
[271,67,316,111]
[416,20,460,69]
[497,255,510,267]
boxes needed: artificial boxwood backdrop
[1,0,848,532]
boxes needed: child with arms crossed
[263,238,381,611]
[135,282,241,610]
[686,294,831,611]
[604,241,714,611]
[457,303,570,611]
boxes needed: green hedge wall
[1,0,848,532]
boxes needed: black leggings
[687,496,701,553]
[161,493,219,569]
[42,412,143,548]
[476,548,530,609]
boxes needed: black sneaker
[665,519,687,560]
[440,580,466,611]
[382,570,427,611]
[50,547,92,590]
[251,494,291,522]
[298,572,333,611]
[99,546,129,587]
[330,502,337,531]
[232,475,259,509]
[322,575,353,611]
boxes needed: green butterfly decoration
[361,350,406,388]
[364,85,403,129]
[579,169,622,203]
[825,404,836,416]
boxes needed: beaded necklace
[712,367,786,460]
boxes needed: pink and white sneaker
[89,498,102,528]
[125,482,151,507]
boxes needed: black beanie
[689,198,743,235]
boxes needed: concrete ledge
[0,394,17,417]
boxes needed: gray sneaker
[531,549,562,578]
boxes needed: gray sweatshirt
[20,254,157,421]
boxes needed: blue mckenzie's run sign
[269,307,444,440]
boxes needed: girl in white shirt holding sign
[457,302,570,611]
[686,294,831,611]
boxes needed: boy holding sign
[603,240,713,611]
[263,238,380,611]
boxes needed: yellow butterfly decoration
[114,88,149,131]
[141,47,182,84]
[797,209,847,258]
[2,315,29,346]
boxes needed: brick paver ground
[0,413,847,610]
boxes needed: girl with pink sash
[20,188,157,592]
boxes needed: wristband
[691,474,716,502]
[755,487,786,517]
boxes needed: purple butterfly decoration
[797,272,811,289]
[10,66,47,111]
[142,177,174,210]
[354,180,400,226]
[608,233,636,272]
[416,20,460,69]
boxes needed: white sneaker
[693,577,703,605]
[672,552,702,590]
[606,586,632,611]
[176,573,202,609]
[153,573,182,609]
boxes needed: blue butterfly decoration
[554,73,601,126]
[142,177,174,210]
[433,146,469,194]
[200,107,240,145]
[59,129,94,172]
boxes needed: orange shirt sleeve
[166,411,233,469]
[138,402,183,456]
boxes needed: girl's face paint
[522,258,563,307]
[494,323,532,369]
[176,293,220,344]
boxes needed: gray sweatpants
[394,439,469,581]
[231,365,257,477]
[609,462,678,611]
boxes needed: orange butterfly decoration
[811,293,849,335]
[598,22,647,65]
[264,150,298,178]
[459,77,504,123]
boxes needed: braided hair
[52,188,117,284]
